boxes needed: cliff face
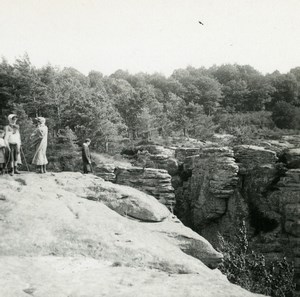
[171,138,300,293]
[0,172,265,297]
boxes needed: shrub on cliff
[215,111,277,144]
[218,221,296,297]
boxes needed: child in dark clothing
[82,138,92,174]
[0,130,7,175]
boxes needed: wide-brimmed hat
[36,117,46,124]
[8,114,18,121]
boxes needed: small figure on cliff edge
[0,129,7,175]
[82,138,92,174]
[30,117,48,174]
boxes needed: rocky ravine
[97,139,299,294]
[173,140,300,294]
[0,172,264,297]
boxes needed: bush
[272,101,300,129]
[216,111,274,130]
[218,221,296,297]
[214,111,279,144]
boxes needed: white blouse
[4,125,21,146]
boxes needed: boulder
[86,182,170,222]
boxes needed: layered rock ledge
[94,164,176,209]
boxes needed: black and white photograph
[0,0,299,296]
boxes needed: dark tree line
[1,54,300,154]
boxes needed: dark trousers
[8,144,18,163]
[83,162,91,174]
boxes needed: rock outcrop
[175,147,200,163]
[268,169,300,290]
[174,147,239,230]
[115,167,176,209]
[94,145,177,210]
[172,137,300,294]
[122,144,179,175]
[190,147,239,229]
[93,164,176,209]
[285,148,300,169]
[94,163,116,181]
[0,172,264,297]
[233,145,278,173]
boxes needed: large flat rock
[0,256,264,297]
[0,172,264,297]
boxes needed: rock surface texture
[0,172,264,297]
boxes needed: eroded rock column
[189,147,239,230]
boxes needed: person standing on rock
[82,138,92,174]
[0,129,7,175]
[30,117,48,174]
[4,114,22,175]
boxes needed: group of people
[0,114,48,175]
[0,113,93,176]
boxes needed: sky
[0,0,300,76]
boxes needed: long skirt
[32,143,48,165]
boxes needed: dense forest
[1,54,300,157]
